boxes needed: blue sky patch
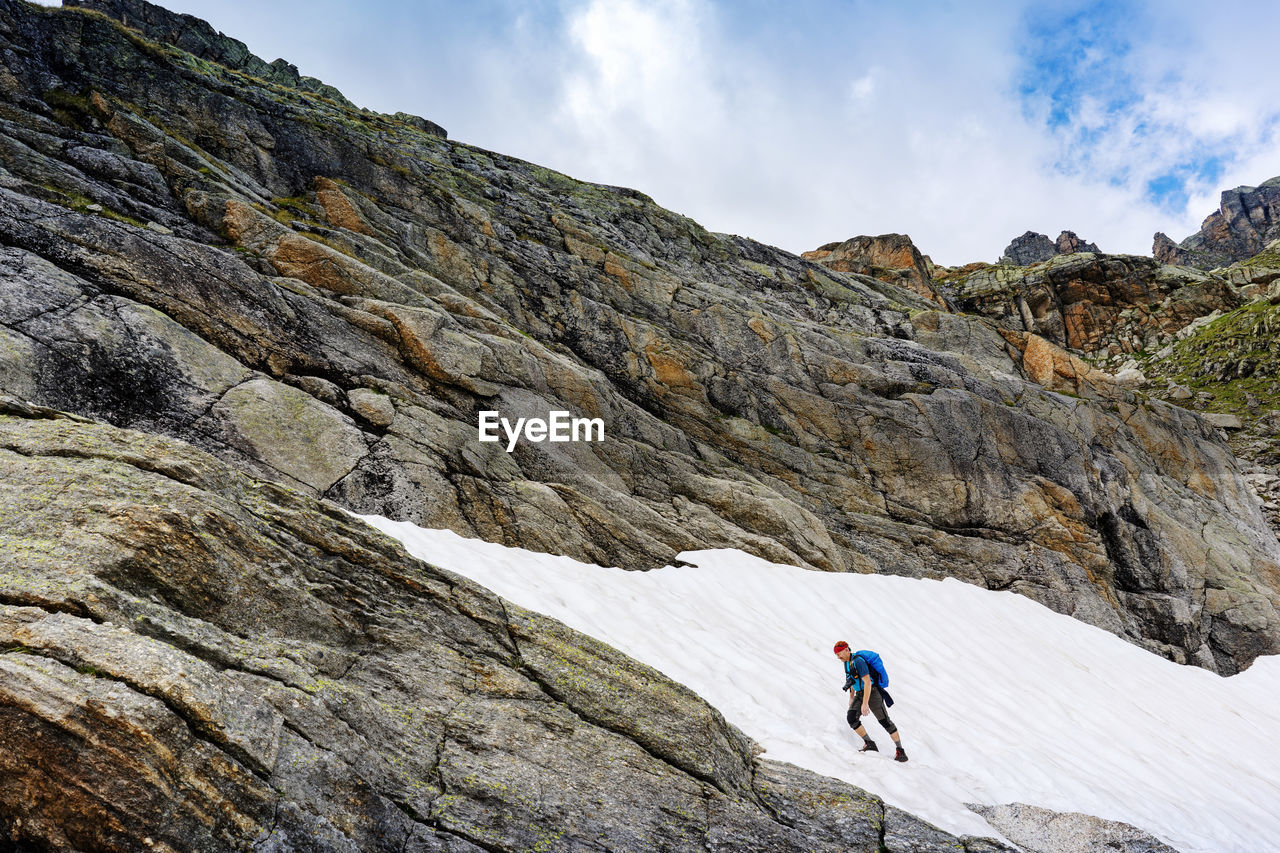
[1018,1,1141,130]
[1145,173,1188,210]
[1013,0,1255,218]
[1145,153,1230,210]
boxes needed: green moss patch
[41,185,146,228]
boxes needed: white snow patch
[361,516,1280,853]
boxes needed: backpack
[853,650,889,689]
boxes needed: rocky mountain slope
[1138,184,1280,468]
[2,0,1279,848]
[2,399,1016,852]
[822,193,1280,589]
[905,178,1280,544]
[3,0,1278,680]
[1137,265,1280,525]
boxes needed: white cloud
[557,0,732,178]
[1022,0,1280,242]
[848,69,879,104]
[495,0,1195,264]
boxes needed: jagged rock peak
[1153,177,1280,269]
[1000,231,1056,265]
[803,233,947,307]
[1055,230,1100,255]
[1152,231,1186,266]
[999,230,1099,265]
[62,0,446,138]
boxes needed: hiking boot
[894,747,909,763]
[858,740,879,753]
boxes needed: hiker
[834,640,908,762]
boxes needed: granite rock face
[1140,275,1280,475]
[1152,231,1189,267]
[0,404,1021,852]
[1154,177,1280,269]
[2,0,1279,686]
[1001,231,1057,266]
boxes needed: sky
[62,0,1280,264]
[366,515,1280,853]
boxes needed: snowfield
[361,516,1280,853]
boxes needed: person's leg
[869,688,902,745]
[846,703,878,750]
[868,689,908,761]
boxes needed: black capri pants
[847,686,897,734]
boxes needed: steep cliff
[1138,267,1280,528]
[1,0,1279,680]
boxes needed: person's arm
[860,674,872,716]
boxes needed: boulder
[1204,412,1244,430]
[968,803,1177,853]
[1114,367,1146,389]
[348,387,396,427]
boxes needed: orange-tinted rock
[314,177,376,236]
[1000,329,1118,398]
[803,233,947,307]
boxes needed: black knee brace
[846,707,860,728]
